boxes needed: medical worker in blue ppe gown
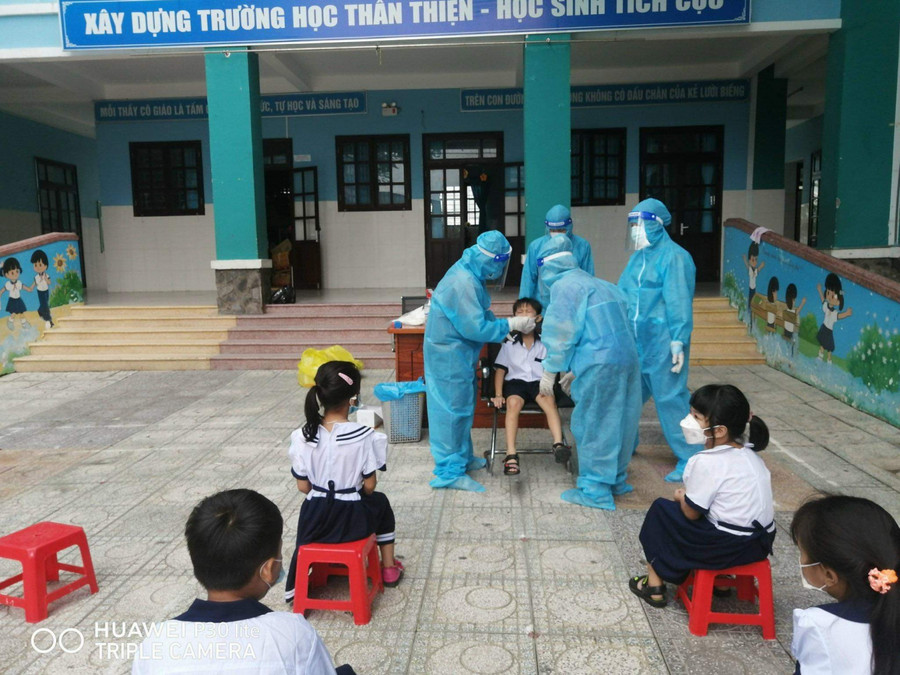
[425,230,537,493]
[536,235,642,510]
[618,198,703,483]
[519,204,595,309]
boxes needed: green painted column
[752,65,787,191]
[205,47,267,260]
[524,34,571,246]
[819,0,900,249]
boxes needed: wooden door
[292,167,321,290]
[640,126,724,282]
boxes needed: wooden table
[387,325,547,429]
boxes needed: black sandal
[503,454,520,475]
[552,442,571,464]
[629,575,667,608]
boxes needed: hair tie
[338,372,353,386]
[868,568,898,594]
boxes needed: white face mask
[799,557,829,592]
[680,414,707,446]
[630,224,650,250]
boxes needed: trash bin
[382,392,425,443]
[374,378,427,444]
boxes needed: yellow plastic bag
[297,346,365,387]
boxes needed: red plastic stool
[0,522,99,623]
[677,559,775,639]
[293,534,383,625]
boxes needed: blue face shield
[478,244,512,289]
[627,210,664,250]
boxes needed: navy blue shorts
[503,378,540,405]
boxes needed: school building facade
[0,0,897,312]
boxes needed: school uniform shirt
[494,336,546,383]
[288,422,387,502]
[821,302,839,330]
[131,597,337,674]
[683,443,775,537]
[748,266,759,291]
[792,600,873,675]
[34,272,50,292]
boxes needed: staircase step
[218,339,392,355]
[57,316,237,330]
[209,353,395,370]
[264,303,400,317]
[232,316,394,329]
[14,354,211,371]
[226,326,391,341]
[28,341,222,356]
[41,328,233,342]
[69,305,220,318]
[692,353,766,365]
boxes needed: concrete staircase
[14,306,235,372]
[13,296,760,372]
[211,303,398,370]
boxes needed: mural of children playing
[782,283,806,355]
[0,257,33,331]
[816,273,853,362]
[30,250,53,329]
[742,242,764,328]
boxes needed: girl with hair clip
[791,495,900,675]
[629,384,776,608]
[284,361,402,605]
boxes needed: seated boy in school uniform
[132,488,354,675]
[491,297,568,476]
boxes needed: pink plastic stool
[0,522,99,623]
[677,559,776,639]
[292,534,383,625]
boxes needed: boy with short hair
[491,297,567,475]
[132,488,354,674]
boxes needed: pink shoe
[382,559,404,587]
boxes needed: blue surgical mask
[349,396,361,415]
[260,558,285,589]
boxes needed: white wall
[96,205,217,292]
[319,200,427,289]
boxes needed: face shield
[479,244,512,290]
[627,210,663,251]
[537,250,575,299]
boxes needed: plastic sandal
[383,559,404,587]
[628,574,667,608]
[552,442,571,464]
[503,454,520,475]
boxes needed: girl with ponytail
[791,495,900,674]
[284,361,403,604]
[629,384,775,609]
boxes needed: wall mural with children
[0,233,84,375]
[722,221,900,427]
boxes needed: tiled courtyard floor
[0,365,897,674]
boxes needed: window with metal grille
[35,157,81,235]
[336,135,411,211]
[129,141,204,217]
[571,128,626,206]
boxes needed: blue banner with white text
[61,0,750,50]
[95,92,367,121]
[460,80,749,111]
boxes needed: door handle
[680,223,687,236]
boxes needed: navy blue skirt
[816,325,835,352]
[5,297,25,314]
[285,491,395,600]
[639,498,775,584]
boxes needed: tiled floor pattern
[0,366,896,674]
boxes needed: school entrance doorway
[263,139,321,290]
[423,133,515,289]
[640,126,724,282]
